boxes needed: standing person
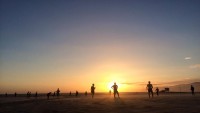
[109,90,111,95]
[85,91,88,96]
[91,84,95,98]
[14,92,17,97]
[47,92,51,99]
[155,87,159,96]
[27,91,29,97]
[75,91,79,97]
[52,92,56,97]
[146,81,153,98]
[35,92,38,98]
[56,88,60,97]
[111,82,119,98]
[191,85,195,95]
[69,91,72,96]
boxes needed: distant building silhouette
[160,88,170,93]
[165,88,170,92]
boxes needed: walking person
[146,81,153,98]
[155,87,159,96]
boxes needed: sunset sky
[0,0,200,93]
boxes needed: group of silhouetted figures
[3,81,196,99]
[90,82,119,98]
[47,88,60,99]
[146,81,196,98]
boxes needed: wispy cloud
[121,82,168,86]
[120,78,200,86]
[120,82,145,85]
[184,57,191,60]
[189,64,200,69]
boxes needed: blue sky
[0,0,200,93]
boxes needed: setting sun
[0,0,200,113]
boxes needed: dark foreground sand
[0,93,200,113]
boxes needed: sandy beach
[0,93,199,113]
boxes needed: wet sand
[0,93,200,113]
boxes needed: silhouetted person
[27,91,31,97]
[75,91,79,97]
[47,92,51,99]
[27,91,29,97]
[146,81,153,98]
[85,91,87,96]
[56,88,60,97]
[111,82,119,98]
[53,92,56,97]
[191,85,195,95]
[5,93,7,97]
[69,91,72,96]
[14,92,17,97]
[91,84,95,98]
[35,92,38,97]
[156,87,159,96]
[109,90,111,95]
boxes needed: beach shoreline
[1,93,199,113]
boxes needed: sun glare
[107,81,121,90]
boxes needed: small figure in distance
[14,92,17,97]
[109,90,111,95]
[91,84,95,98]
[27,92,31,97]
[69,91,72,96]
[191,85,195,95]
[146,81,153,98]
[85,91,87,96]
[111,82,119,98]
[155,87,159,96]
[56,88,60,97]
[53,92,56,97]
[27,91,29,97]
[75,91,79,97]
[53,91,56,97]
[35,92,38,98]
[5,93,8,97]
[47,92,51,99]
